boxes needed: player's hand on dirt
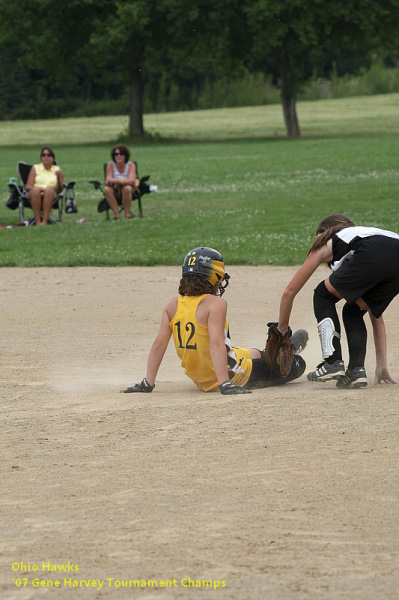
[373,366,397,385]
[123,378,155,393]
[219,381,252,395]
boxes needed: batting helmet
[182,247,230,295]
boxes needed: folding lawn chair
[89,162,157,219]
[5,162,76,224]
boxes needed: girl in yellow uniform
[124,247,306,395]
[170,293,253,392]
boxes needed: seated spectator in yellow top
[25,147,64,226]
[104,144,137,220]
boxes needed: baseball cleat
[291,329,308,354]
[336,367,368,389]
[307,360,345,382]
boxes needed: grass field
[1,94,399,267]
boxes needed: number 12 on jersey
[174,321,197,349]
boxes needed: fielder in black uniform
[277,214,399,388]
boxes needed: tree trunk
[281,92,300,137]
[129,69,145,140]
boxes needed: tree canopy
[1,0,399,137]
[243,0,399,135]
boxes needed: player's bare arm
[206,296,230,385]
[369,313,397,385]
[123,298,175,393]
[145,304,174,386]
[278,241,333,333]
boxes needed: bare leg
[28,187,43,225]
[41,188,56,224]
[121,185,133,218]
[324,278,343,299]
[104,185,120,218]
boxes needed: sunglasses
[114,151,124,156]
[41,153,53,157]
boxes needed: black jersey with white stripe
[331,226,399,272]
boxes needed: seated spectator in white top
[104,144,137,220]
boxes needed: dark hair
[309,213,356,254]
[178,275,217,296]
[40,146,55,160]
[111,144,130,163]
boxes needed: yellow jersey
[169,295,252,392]
[34,163,60,192]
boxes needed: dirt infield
[1,266,398,600]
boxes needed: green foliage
[195,71,280,110]
[3,55,399,121]
[68,97,130,119]
[244,0,399,134]
[1,99,399,267]
[1,0,399,136]
[142,69,280,113]
[301,59,399,101]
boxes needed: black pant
[245,354,306,389]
